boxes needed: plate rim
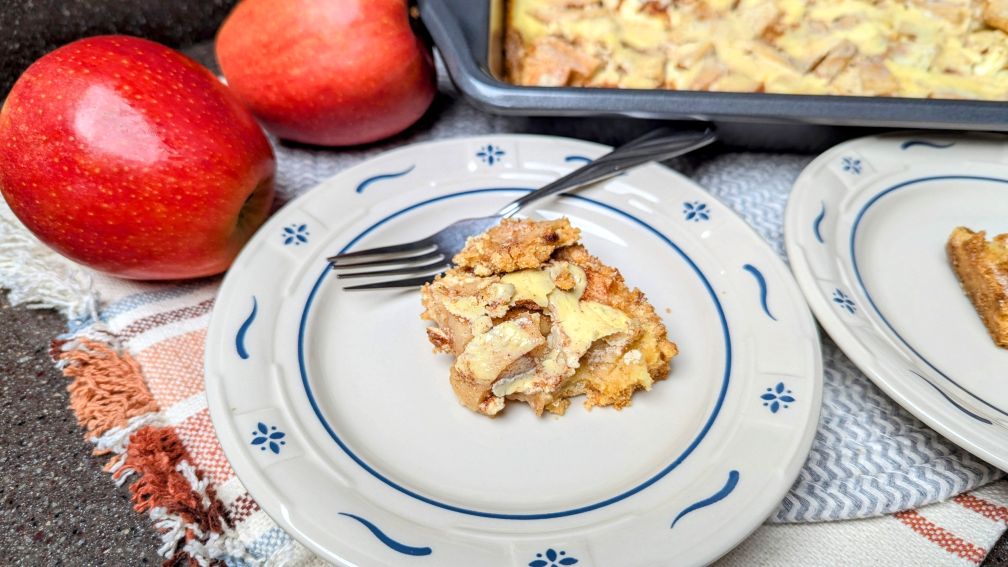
[206,133,824,566]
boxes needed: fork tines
[341,274,440,291]
[327,240,436,265]
[328,239,450,288]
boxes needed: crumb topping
[422,217,677,417]
[452,218,581,277]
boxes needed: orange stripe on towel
[53,338,159,439]
[53,336,233,566]
[954,493,1008,524]
[136,329,209,408]
[117,425,226,566]
[894,509,987,564]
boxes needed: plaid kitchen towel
[1,91,1006,564]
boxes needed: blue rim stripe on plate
[908,371,992,425]
[670,470,740,528]
[899,140,955,151]
[235,296,257,360]
[742,264,777,321]
[355,165,416,194]
[338,512,433,556]
[812,202,826,244]
[849,175,1008,419]
[297,187,733,520]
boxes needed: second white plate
[785,132,1008,471]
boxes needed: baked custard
[506,0,1008,100]
[947,227,1008,348]
[420,218,677,416]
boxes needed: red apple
[215,0,437,146]
[0,35,276,280]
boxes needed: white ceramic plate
[785,132,1008,471]
[206,135,822,566]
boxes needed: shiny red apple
[0,35,276,280]
[215,0,437,146]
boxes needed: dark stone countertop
[0,296,160,566]
[0,0,238,95]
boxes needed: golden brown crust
[504,28,526,84]
[423,217,677,417]
[947,227,1008,348]
[985,0,1008,34]
[516,36,601,87]
[452,218,581,277]
[506,0,1008,100]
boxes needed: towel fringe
[0,197,99,322]
[52,337,159,439]
[50,332,255,566]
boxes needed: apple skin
[0,35,276,280]
[215,0,437,146]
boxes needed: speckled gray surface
[989,538,1008,567]
[0,296,160,566]
[0,0,239,95]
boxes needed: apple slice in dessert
[421,218,678,417]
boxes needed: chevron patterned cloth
[1,47,1006,563]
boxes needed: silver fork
[328,127,717,290]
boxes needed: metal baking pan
[418,0,1008,150]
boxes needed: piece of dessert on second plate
[420,217,678,417]
[947,226,1008,348]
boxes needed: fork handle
[496,127,717,218]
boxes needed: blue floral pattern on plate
[832,288,856,314]
[761,382,795,413]
[529,548,578,567]
[283,224,309,246]
[251,422,287,454]
[476,144,505,165]
[841,157,862,175]
[683,201,710,222]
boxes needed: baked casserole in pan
[505,0,1008,100]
